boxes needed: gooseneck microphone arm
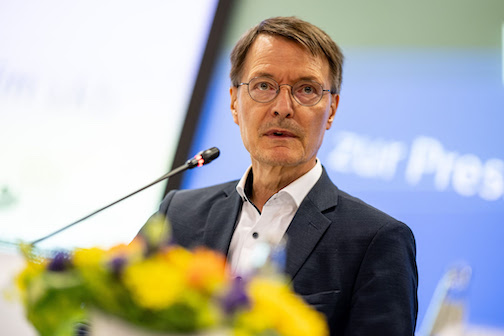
[30,147,220,246]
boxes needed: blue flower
[47,251,72,272]
[221,277,250,314]
[109,256,127,277]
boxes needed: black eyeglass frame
[237,76,337,107]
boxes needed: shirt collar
[236,160,323,207]
[236,166,252,202]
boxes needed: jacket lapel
[202,183,242,255]
[284,168,339,280]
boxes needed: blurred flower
[109,256,127,277]
[186,248,229,293]
[236,277,328,336]
[137,213,172,253]
[47,251,72,272]
[123,254,185,310]
[16,259,42,288]
[15,216,328,336]
[221,277,250,315]
[73,247,105,269]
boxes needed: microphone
[186,147,220,168]
[30,147,220,246]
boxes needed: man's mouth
[265,129,297,138]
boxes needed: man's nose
[272,85,295,118]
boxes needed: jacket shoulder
[336,188,413,234]
[159,180,238,215]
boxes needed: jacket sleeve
[133,190,177,242]
[158,189,177,216]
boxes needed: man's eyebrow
[298,76,324,83]
[249,72,275,79]
[249,72,323,83]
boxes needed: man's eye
[302,85,314,94]
[257,82,272,90]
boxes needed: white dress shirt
[228,160,323,276]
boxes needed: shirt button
[252,232,259,239]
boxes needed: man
[153,17,418,335]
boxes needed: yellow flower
[186,248,228,293]
[15,260,46,293]
[138,213,172,248]
[109,239,143,258]
[161,246,193,272]
[240,277,329,336]
[73,247,106,269]
[123,255,185,310]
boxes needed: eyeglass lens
[247,77,324,106]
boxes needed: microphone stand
[30,147,219,246]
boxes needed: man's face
[230,34,339,171]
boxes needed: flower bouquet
[15,215,328,336]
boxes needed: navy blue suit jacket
[155,169,418,335]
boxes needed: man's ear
[230,86,239,125]
[326,94,339,130]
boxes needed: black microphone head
[201,147,220,164]
[186,147,220,168]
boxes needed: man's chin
[252,150,306,167]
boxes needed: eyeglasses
[238,76,334,106]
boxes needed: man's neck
[249,160,316,212]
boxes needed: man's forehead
[245,34,317,62]
[241,34,330,83]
